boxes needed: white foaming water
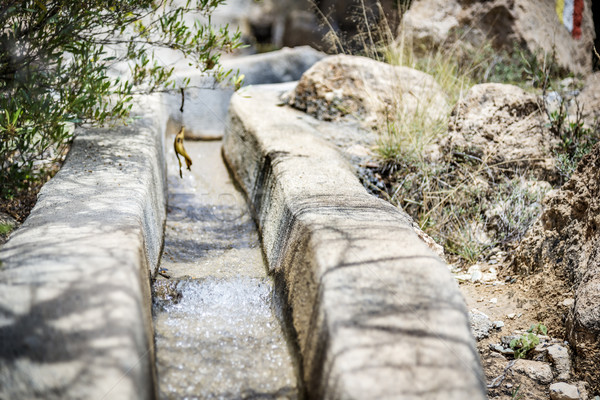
[154,277,298,399]
[154,140,298,399]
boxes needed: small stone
[470,270,483,283]
[561,298,575,307]
[507,313,516,319]
[489,343,514,355]
[489,297,498,304]
[481,266,498,282]
[549,382,580,400]
[493,320,505,329]
[469,310,493,340]
[531,343,549,361]
[501,335,519,346]
[454,273,471,282]
[510,359,553,384]
[575,381,590,400]
[547,344,571,381]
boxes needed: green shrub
[0,0,242,199]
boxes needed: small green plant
[0,223,13,236]
[511,384,523,400]
[524,47,599,183]
[547,101,599,182]
[510,323,548,359]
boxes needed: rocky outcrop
[401,0,596,75]
[442,83,559,181]
[577,72,600,125]
[512,142,600,393]
[287,54,447,126]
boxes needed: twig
[179,87,185,113]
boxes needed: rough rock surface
[549,382,581,400]
[442,83,558,181]
[577,72,600,125]
[547,344,572,381]
[401,0,596,75]
[513,142,600,393]
[288,54,448,127]
[470,310,494,341]
[510,359,554,385]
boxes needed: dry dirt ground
[456,256,587,399]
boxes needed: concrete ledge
[223,83,486,399]
[165,46,326,139]
[0,96,167,399]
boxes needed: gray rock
[222,46,326,86]
[0,212,17,228]
[401,0,595,75]
[470,310,493,340]
[489,343,515,356]
[288,54,447,127]
[510,359,554,385]
[547,344,572,381]
[575,381,590,400]
[443,83,559,182]
[502,335,520,346]
[577,72,600,125]
[550,382,580,400]
[0,213,18,246]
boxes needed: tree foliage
[0,0,241,198]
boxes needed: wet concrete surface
[153,139,299,399]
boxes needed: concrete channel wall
[223,83,487,399]
[0,47,485,399]
[0,96,168,400]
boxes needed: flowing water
[153,139,299,399]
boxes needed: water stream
[152,139,299,399]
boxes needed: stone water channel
[152,138,300,399]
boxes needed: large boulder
[441,83,559,181]
[288,54,448,127]
[401,0,596,75]
[512,142,600,393]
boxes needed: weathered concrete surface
[164,46,326,140]
[0,96,167,399]
[223,83,486,399]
